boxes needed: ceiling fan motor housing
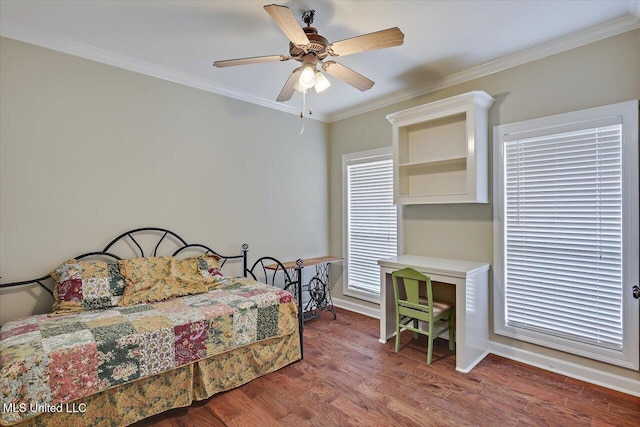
[289,27,329,61]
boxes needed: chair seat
[418,297,453,316]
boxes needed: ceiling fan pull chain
[300,92,306,135]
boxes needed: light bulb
[293,67,307,93]
[314,71,331,93]
[293,79,308,93]
[298,65,316,89]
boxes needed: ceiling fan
[213,4,404,102]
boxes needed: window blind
[504,124,623,349]
[347,157,397,295]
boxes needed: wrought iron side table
[266,256,341,322]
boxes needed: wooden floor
[137,308,639,427]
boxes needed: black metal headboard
[0,227,248,298]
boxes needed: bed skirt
[12,331,301,426]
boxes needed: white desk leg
[379,270,396,343]
[455,269,490,373]
[379,269,388,343]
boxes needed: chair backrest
[392,267,434,313]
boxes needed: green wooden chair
[392,267,455,364]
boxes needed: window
[343,148,398,303]
[493,100,639,369]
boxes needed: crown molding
[2,11,638,125]
[0,20,330,123]
[327,12,640,123]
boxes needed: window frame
[342,147,400,304]
[493,100,639,369]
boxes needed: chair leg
[395,315,401,353]
[427,321,434,365]
[449,309,455,351]
[413,319,419,339]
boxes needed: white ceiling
[1,1,639,122]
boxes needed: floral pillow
[195,254,229,288]
[51,259,125,313]
[119,255,226,306]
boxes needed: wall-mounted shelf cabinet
[386,91,494,204]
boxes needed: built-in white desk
[378,255,490,373]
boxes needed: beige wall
[0,37,329,324]
[329,30,640,380]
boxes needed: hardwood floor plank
[370,370,452,399]
[352,376,430,426]
[330,395,390,425]
[299,374,342,404]
[278,412,313,426]
[239,373,276,400]
[606,400,640,423]
[177,407,227,427]
[409,362,485,395]
[520,397,593,426]
[470,357,580,405]
[225,410,279,427]
[199,390,245,421]
[444,386,526,427]
[576,381,640,408]
[423,406,484,427]
[138,308,640,427]
[251,391,292,420]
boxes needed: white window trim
[342,147,401,304]
[493,100,639,370]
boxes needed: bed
[0,227,303,426]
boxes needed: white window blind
[504,124,623,348]
[345,151,397,300]
[494,100,639,370]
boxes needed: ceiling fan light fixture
[293,82,308,93]
[292,68,308,93]
[314,70,331,93]
[298,64,316,89]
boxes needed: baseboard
[456,350,491,374]
[490,341,640,397]
[332,297,380,319]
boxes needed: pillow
[119,255,225,306]
[194,254,229,288]
[50,259,125,313]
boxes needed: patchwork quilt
[0,278,298,426]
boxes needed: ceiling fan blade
[322,61,374,91]
[213,55,290,68]
[264,4,310,47]
[277,68,302,102]
[329,27,404,57]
